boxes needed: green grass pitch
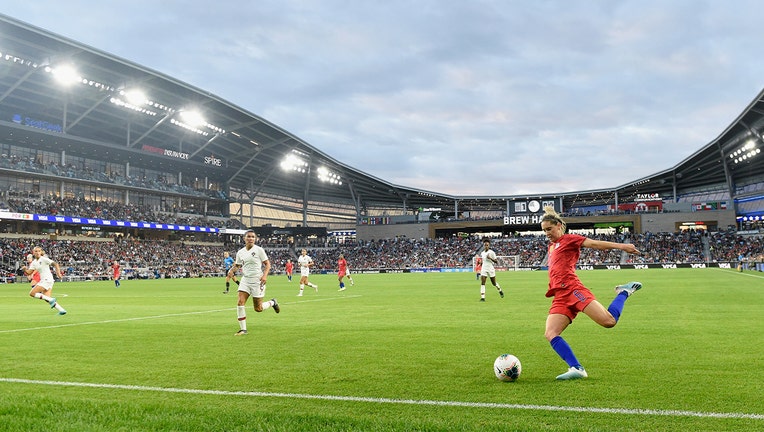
[1,268,763,431]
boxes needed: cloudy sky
[7,1,764,196]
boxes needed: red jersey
[285,261,294,274]
[338,258,348,273]
[546,233,586,297]
[475,257,482,272]
[30,270,41,286]
[112,262,121,279]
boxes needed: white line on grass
[732,270,764,279]
[0,377,761,420]
[0,295,361,334]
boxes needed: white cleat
[556,367,588,380]
[615,281,642,297]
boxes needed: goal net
[498,255,520,271]
[473,255,520,271]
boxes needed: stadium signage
[503,214,544,225]
[204,154,222,167]
[636,193,660,201]
[12,113,63,133]
[141,144,190,160]
[0,211,218,233]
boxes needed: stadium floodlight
[48,64,81,86]
[731,139,761,164]
[280,154,308,173]
[169,109,226,136]
[179,110,206,127]
[123,89,148,106]
[317,166,342,185]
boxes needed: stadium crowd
[0,153,226,201]
[0,230,761,282]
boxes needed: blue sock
[550,336,581,368]
[607,291,629,323]
[340,282,345,289]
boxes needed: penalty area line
[0,378,761,420]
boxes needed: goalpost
[473,255,520,272]
[496,255,520,271]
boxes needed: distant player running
[479,238,504,302]
[23,247,67,315]
[112,260,121,288]
[223,251,235,294]
[297,249,318,296]
[337,253,353,291]
[285,259,294,282]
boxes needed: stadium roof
[0,13,762,217]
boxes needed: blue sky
[8,1,764,195]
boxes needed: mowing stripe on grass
[0,295,361,334]
[1,377,761,420]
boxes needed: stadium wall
[356,221,430,241]
[640,209,737,232]
[356,209,739,240]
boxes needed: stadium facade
[0,13,761,243]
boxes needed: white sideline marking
[732,270,764,279]
[0,377,761,420]
[0,295,360,334]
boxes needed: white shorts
[480,269,496,278]
[35,277,54,290]
[238,278,266,298]
[300,268,310,277]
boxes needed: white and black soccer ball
[494,354,522,382]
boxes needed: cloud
[6,0,764,196]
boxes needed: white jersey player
[228,230,279,336]
[479,238,504,302]
[297,248,318,296]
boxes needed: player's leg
[44,288,66,314]
[490,276,504,297]
[306,275,318,291]
[29,285,56,306]
[582,300,616,328]
[479,275,487,301]
[545,313,587,380]
[253,296,266,312]
[235,289,250,335]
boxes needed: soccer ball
[494,354,522,382]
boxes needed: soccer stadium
[0,13,762,432]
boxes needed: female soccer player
[228,230,278,336]
[540,206,642,380]
[297,249,318,296]
[24,247,67,315]
[337,253,351,291]
[285,259,294,282]
[223,251,235,293]
[479,238,504,301]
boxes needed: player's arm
[228,263,241,284]
[228,263,241,278]
[261,259,271,285]
[53,261,63,278]
[582,238,641,255]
